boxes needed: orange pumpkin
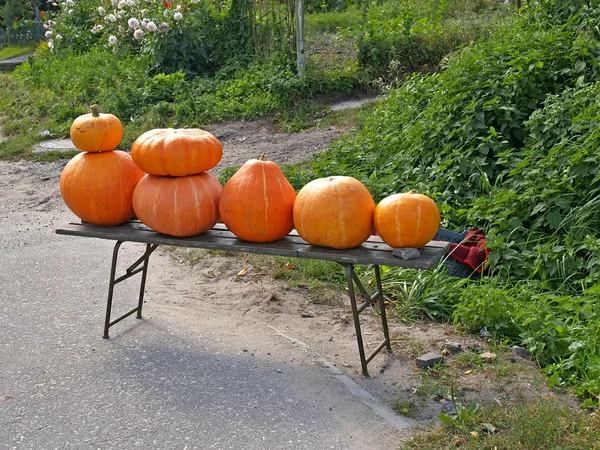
[219,155,296,243]
[131,128,223,176]
[374,190,440,248]
[60,150,144,226]
[293,176,375,249]
[132,172,222,237]
[70,105,123,152]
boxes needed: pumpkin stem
[409,189,419,194]
[259,154,267,161]
[90,104,100,118]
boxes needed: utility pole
[295,0,305,77]
[31,0,41,22]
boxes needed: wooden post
[295,0,305,77]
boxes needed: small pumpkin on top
[374,190,440,248]
[293,176,375,249]
[61,106,143,226]
[219,155,296,243]
[131,128,223,177]
[69,104,123,152]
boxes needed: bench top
[55,221,449,270]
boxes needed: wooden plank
[56,224,303,257]
[296,244,446,270]
[55,222,449,269]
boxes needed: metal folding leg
[103,241,159,338]
[344,264,392,376]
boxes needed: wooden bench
[56,221,448,376]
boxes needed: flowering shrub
[44,0,228,76]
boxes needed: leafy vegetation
[0,0,502,152]
[308,0,600,408]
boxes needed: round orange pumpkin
[219,155,296,243]
[293,176,375,249]
[70,105,123,152]
[374,190,440,248]
[132,173,222,237]
[60,150,144,226]
[131,128,223,177]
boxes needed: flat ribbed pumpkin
[374,190,440,248]
[219,155,296,243]
[132,173,222,237]
[60,150,144,226]
[293,176,375,249]
[131,128,223,176]
[70,105,123,152]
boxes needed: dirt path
[0,116,558,444]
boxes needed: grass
[404,397,600,449]
[0,44,36,61]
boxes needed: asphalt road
[0,163,412,449]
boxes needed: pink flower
[128,18,139,29]
[146,21,157,32]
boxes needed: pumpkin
[132,172,222,237]
[219,155,296,243]
[60,150,144,226]
[131,128,223,177]
[374,190,440,248]
[293,176,375,249]
[70,105,123,152]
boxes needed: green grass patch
[0,136,38,160]
[0,44,36,61]
[404,397,600,449]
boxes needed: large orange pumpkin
[131,128,223,177]
[219,155,296,243]
[60,150,144,226]
[70,105,123,152]
[374,190,440,248]
[132,172,222,237]
[293,176,375,249]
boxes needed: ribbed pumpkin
[293,176,375,249]
[374,190,440,248]
[219,155,296,243]
[132,173,222,237]
[60,150,144,226]
[131,128,223,177]
[70,105,123,152]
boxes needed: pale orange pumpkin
[60,150,144,226]
[70,105,123,152]
[374,190,440,248]
[131,128,223,176]
[293,176,375,249]
[219,155,296,243]
[132,172,222,237]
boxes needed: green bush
[310,0,600,404]
[44,0,257,77]
[312,12,600,289]
[356,0,506,79]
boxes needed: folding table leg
[374,265,392,352]
[344,263,392,376]
[103,241,158,338]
